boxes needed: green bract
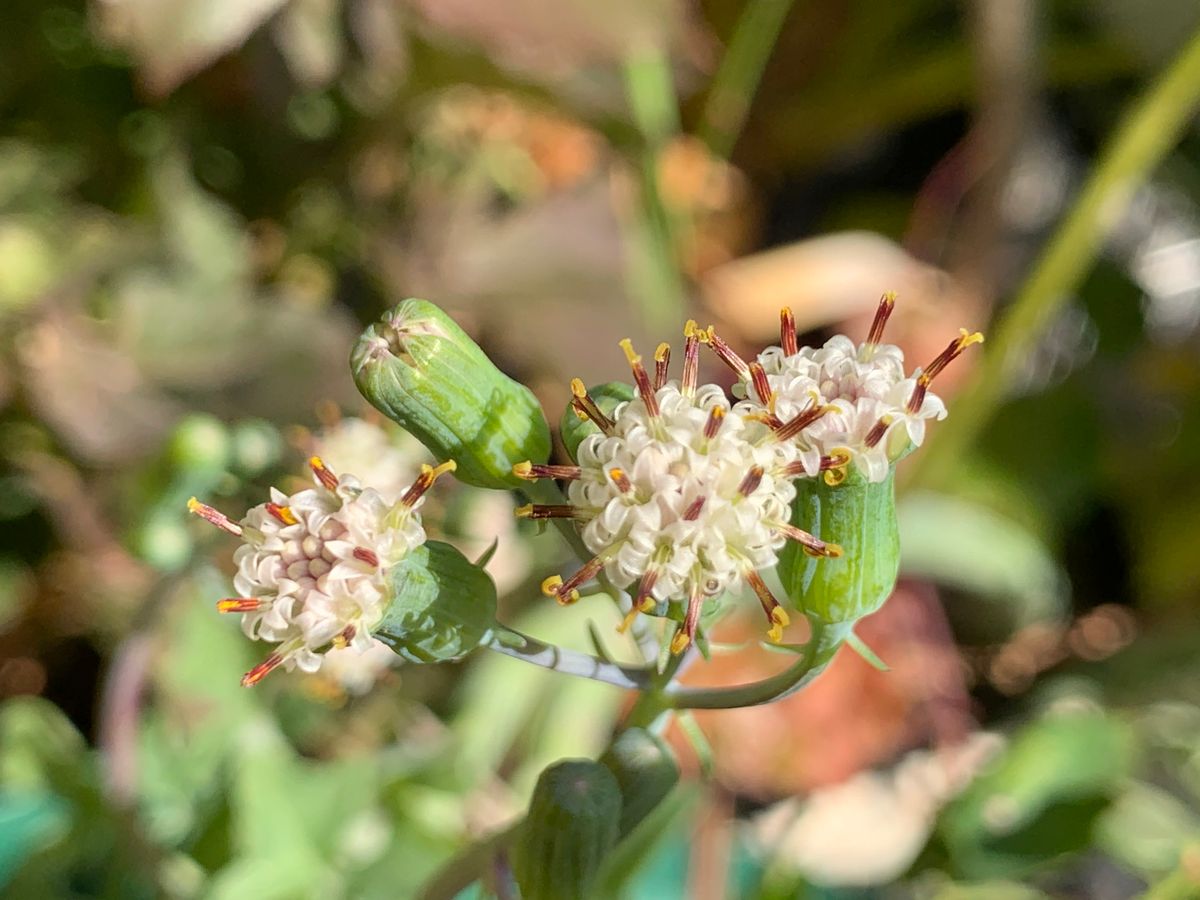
[559,380,634,461]
[375,540,497,663]
[351,299,551,489]
[780,468,900,626]
[513,760,622,900]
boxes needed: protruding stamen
[400,460,457,507]
[699,326,751,381]
[570,378,615,433]
[187,497,243,536]
[863,416,892,449]
[332,624,357,649]
[749,361,775,410]
[777,522,842,557]
[353,546,380,567]
[780,307,798,356]
[617,571,658,634]
[266,502,298,526]
[217,598,266,613]
[906,330,983,412]
[682,321,701,397]
[774,403,832,442]
[703,405,726,440]
[866,292,896,346]
[308,456,339,491]
[745,569,789,642]
[671,582,704,655]
[515,504,582,519]
[737,465,765,497]
[241,652,284,687]
[778,452,851,478]
[620,338,660,418]
[541,553,608,605]
[653,342,671,390]
[513,461,582,481]
[608,468,633,494]
[682,496,706,521]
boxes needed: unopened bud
[352,299,551,489]
[780,468,900,626]
[375,540,497,663]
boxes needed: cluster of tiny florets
[188,456,453,685]
[518,295,981,651]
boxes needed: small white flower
[188,456,455,685]
[310,416,428,504]
[515,333,840,653]
[714,297,982,483]
[315,638,401,696]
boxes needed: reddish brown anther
[513,461,583,481]
[353,546,380,567]
[702,327,752,381]
[620,339,660,418]
[654,342,671,390]
[780,307,798,356]
[187,498,243,536]
[737,465,765,497]
[749,361,775,409]
[308,456,339,491]
[241,652,284,687]
[906,330,984,413]
[681,321,702,397]
[703,405,726,440]
[570,378,615,433]
[217,598,266,613]
[867,292,896,345]
[863,416,891,449]
[401,460,457,507]
[745,569,790,641]
[608,467,633,494]
[682,496,706,521]
[774,402,830,442]
[777,522,842,557]
[542,553,608,605]
[266,502,298,526]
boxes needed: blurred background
[3,0,1200,897]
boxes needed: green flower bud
[374,540,497,663]
[351,299,551,489]
[779,467,900,626]
[599,728,680,836]
[559,380,634,462]
[513,760,622,900]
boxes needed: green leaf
[939,710,1134,878]
[845,631,889,671]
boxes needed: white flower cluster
[518,336,838,652]
[733,297,982,482]
[570,381,794,605]
[190,457,452,686]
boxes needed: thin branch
[485,624,655,691]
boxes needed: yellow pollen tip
[332,633,351,650]
[570,377,587,399]
[882,290,897,303]
[824,468,849,487]
[771,606,790,628]
[309,455,325,470]
[959,330,985,347]
[186,497,201,512]
[514,504,534,518]
[619,338,639,365]
[654,342,670,362]
[541,575,564,598]
[684,319,698,338]
[512,461,533,479]
[825,542,844,558]
[430,459,457,479]
[711,406,725,418]
[670,631,692,655]
[616,607,640,634]
[767,622,784,643]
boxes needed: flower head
[711,296,983,483]
[516,328,841,653]
[187,456,455,685]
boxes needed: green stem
[416,820,522,900]
[699,0,799,158]
[485,623,654,691]
[910,24,1200,491]
[623,45,686,332]
[664,619,850,709]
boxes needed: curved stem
[485,623,655,691]
[664,620,851,709]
